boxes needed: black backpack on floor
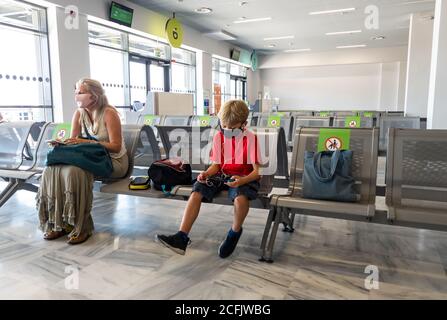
[148,158,192,194]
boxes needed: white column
[404,13,434,117]
[427,0,447,129]
[47,6,90,123]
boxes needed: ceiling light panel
[309,8,356,15]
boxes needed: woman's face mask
[74,93,94,108]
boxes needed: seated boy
[156,100,261,258]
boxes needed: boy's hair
[218,100,249,126]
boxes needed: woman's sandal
[43,230,68,240]
[67,232,91,245]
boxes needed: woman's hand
[197,171,209,183]
[225,175,245,188]
[65,137,95,145]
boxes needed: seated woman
[36,78,128,244]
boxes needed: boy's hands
[225,175,245,188]
[197,171,209,183]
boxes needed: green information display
[143,115,157,126]
[363,112,374,118]
[345,116,361,128]
[110,2,133,28]
[267,115,282,128]
[165,17,183,48]
[318,129,351,152]
[199,116,210,127]
[52,123,72,141]
[319,112,330,117]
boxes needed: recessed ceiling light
[265,44,276,48]
[326,30,362,36]
[195,7,213,14]
[263,35,295,41]
[284,48,311,53]
[309,8,356,15]
[371,36,386,40]
[233,17,272,24]
[336,44,367,49]
[239,1,249,6]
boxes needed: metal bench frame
[260,127,379,262]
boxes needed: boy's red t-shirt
[209,130,261,177]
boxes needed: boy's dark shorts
[191,178,260,203]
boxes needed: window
[212,58,247,113]
[88,23,129,108]
[0,0,52,122]
[171,48,196,111]
[88,22,175,118]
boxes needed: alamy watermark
[65,265,79,290]
[364,265,380,290]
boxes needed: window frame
[0,0,53,121]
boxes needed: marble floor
[0,183,447,300]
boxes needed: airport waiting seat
[162,115,192,126]
[290,111,314,117]
[257,114,293,147]
[0,121,36,170]
[386,129,447,228]
[156,125,215,172]
[250,127,289,181]
[332,116,374,128]
[190,115,219,128]
[379,116,422,155]
[260,127,379,262]
[289,116,332,149]
[132,125,162,169]
[170,127,281,209]
[0,122,53,207]
[333,111,359,117]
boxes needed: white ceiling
[128,0,436,54]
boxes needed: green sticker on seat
[268,115,282,128]
[319,112,330,117]
[363,112,374,118]
[199,116,210,127]
[318,128,351,152]
[52,123,71,141]
[143,115,157,126]
[345,116,361,128]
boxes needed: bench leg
[260,206,283,263]
[260,206,276,261]
[282,208,295,233]
[0,179,20,208]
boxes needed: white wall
[259,46,408,69]
[379,62,401,111]
[258,46,407,111]
[260,62,408,111]
[405,13,434,117]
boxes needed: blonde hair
[76,78,114,133]
[76,78,110,112]
[218,100,249,126]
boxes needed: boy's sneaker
[218,227,243,258]
[156,232,190,255]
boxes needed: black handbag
[148,158,192,194]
